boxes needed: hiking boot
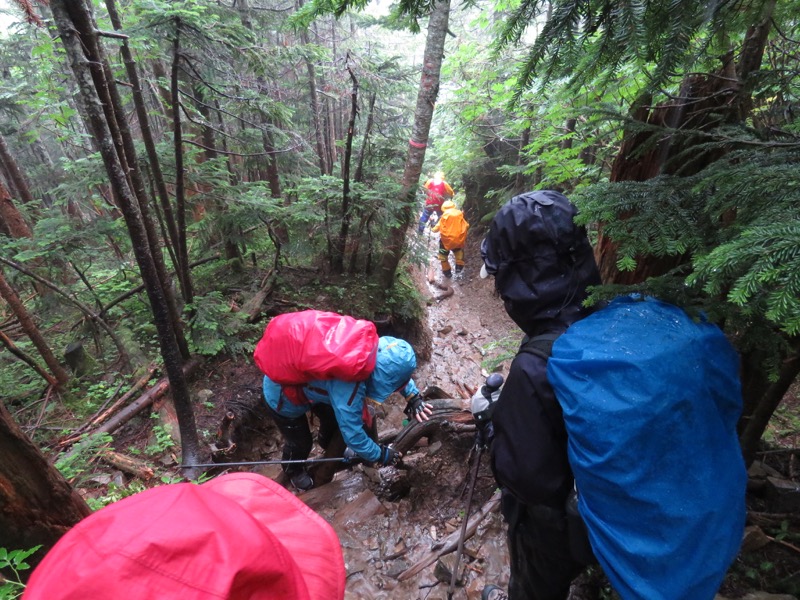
[288,470,314,491]
[481,585,508,600]
[455,265,464,274]
[442,269,452,278]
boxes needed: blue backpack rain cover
[547,296,746,600]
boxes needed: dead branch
[0,256,130,367]
[59,364,159,447]
[397,490,501,581]
[0,329,59,387]
[57,358,199,454]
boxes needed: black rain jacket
[481,191,601,508]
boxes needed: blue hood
[365,337,416,402]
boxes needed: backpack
[254,310,379,405]
[438,208,469,250]
[425,180,448,206]
[541,296,746,600]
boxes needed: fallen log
[396,490,501,581]
[389,399,473,454]
[101,450,155,480]
[243,269,277,323]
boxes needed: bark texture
[0,403,91,577]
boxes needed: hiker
[417,170,454,233]
[432,199,470,278]
[262,334,432,491]
[476,190,601,600]
[23,472,346,600]
[476,190,746,600]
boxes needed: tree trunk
[740,340,800,467]
[0,267,69,386]
[170,20,195,305]
[0,180,33,238]
[0,133,35,205]
[0,402,91,577]
[49,0,201,471]
[104,0,183,283]
[354,91,376,183]
[514,125,530,196]
[93,0,190,360]
[378,0,451,290]
[192,87,243,270]
[332,66,358,274]
[298,6,329,176]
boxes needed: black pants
[264,404,339,475]
[502,491,586,600]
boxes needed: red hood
[24,473,345,600]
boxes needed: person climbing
[23,472,346,600]
[260,332,432,491]
[476,190,746,600]
[432,199,470,278]
[417,170,454,234]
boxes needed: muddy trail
[196,231,521,600]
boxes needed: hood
[441,200,456,211]
[23,473,345,600]
[365,336,416,402]
[480,190,600,335]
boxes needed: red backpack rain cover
[254,310,379,387]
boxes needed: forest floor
[71,232,800,599]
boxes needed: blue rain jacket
[263,336,419,463]
[547,296,746,600]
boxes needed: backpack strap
[520,332,562,360]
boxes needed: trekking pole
[447,373,504,600]
[447,443,482,600]
[180,456,352,469]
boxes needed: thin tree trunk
[104,0,183,282]
[298,5,329,175]
[378,0,451,290]
[0,402,92,578]
[87,0,190,360]
[333,66,358,273]
[0,268,69,386]
[740,340,800,467]
[354,91,376,183]
[514,125,530,195]
[49,0,201,471]
[192,87,243,270]
[170,19,195,305]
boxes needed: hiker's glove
[471,387,500,425]
[471,387,500,448]
[343,447,362,465]
[378,445,401,466]
[404,394,433,423]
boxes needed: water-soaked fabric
[547,296,747,600]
